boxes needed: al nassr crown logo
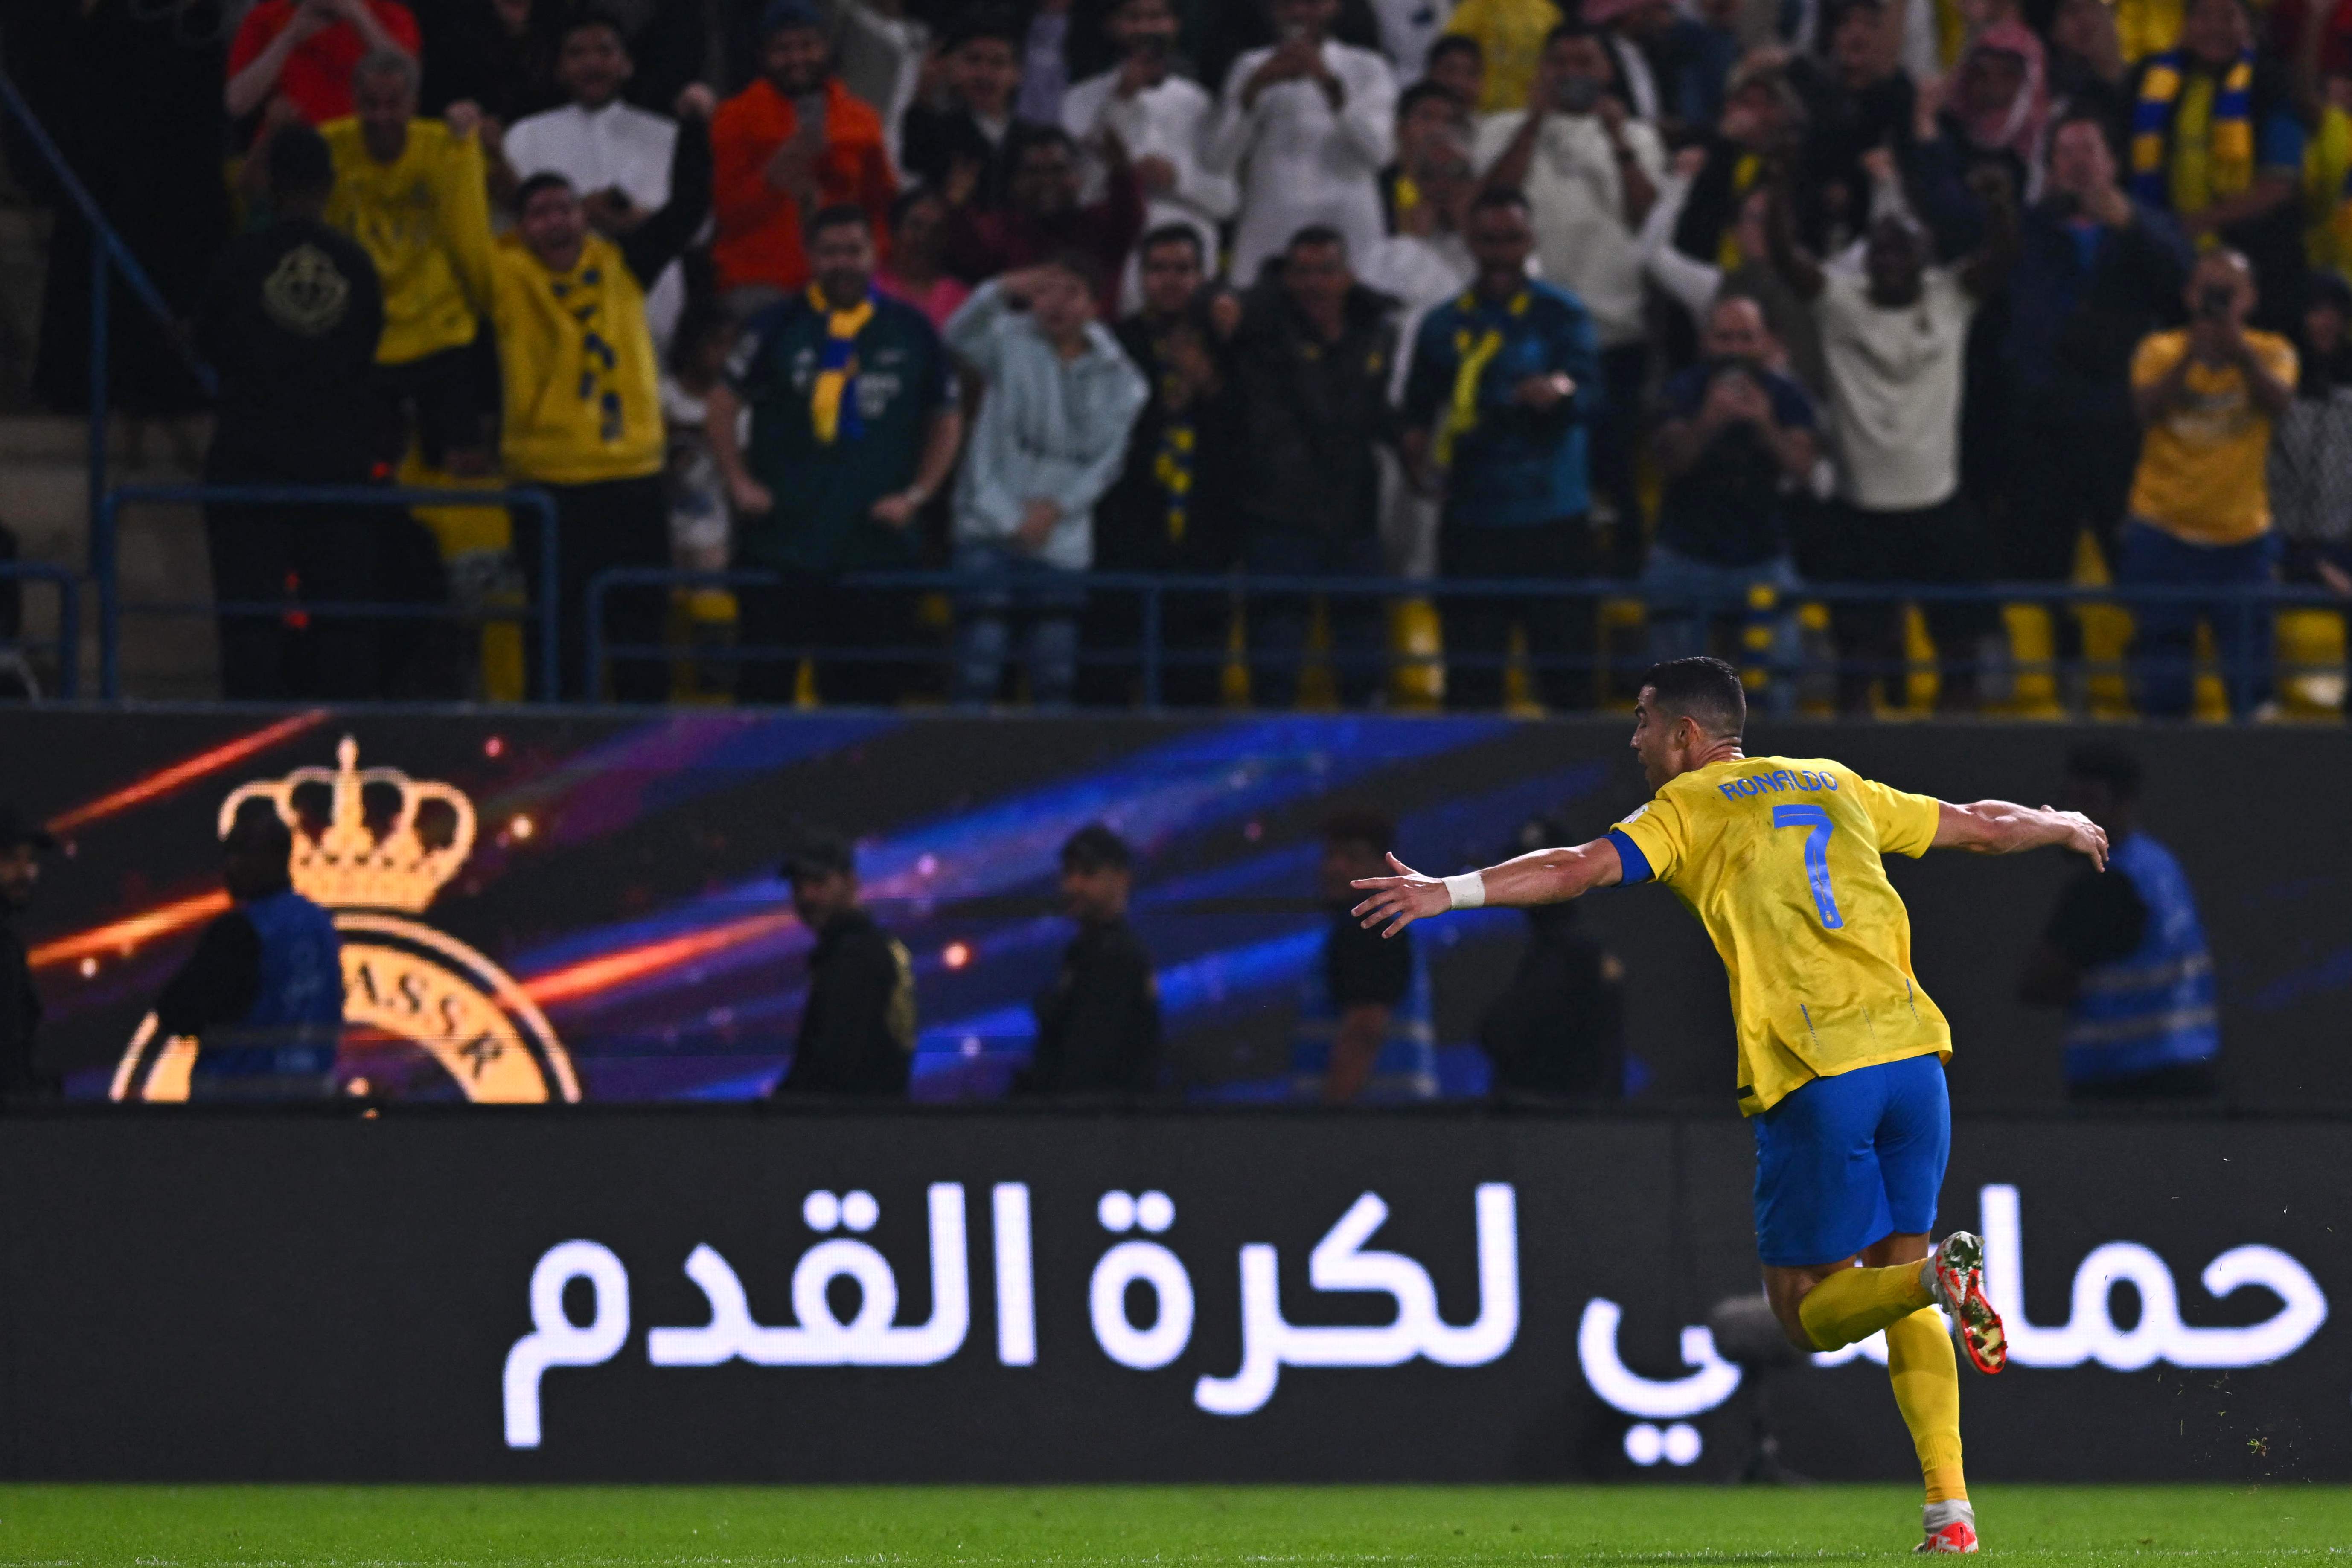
[114,736,578,1103]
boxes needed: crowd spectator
[1783,0,1920,258]
[2125,0,2307,329]
[1476,20,1665,570]
[1061,0,1239,301]
[1664,54,1805,286]
[945,126,1147,311]
[1402,190,1599,711]
[831,0,932,169]
[711,0,897,312]
[1088,226,1243,706]
[1365,84,1478,304]
[902,9,1031,209]
[1018,825,1164,1095]
[2000,111,2190,666]
[1426,33,1487,109]
[2020,744,2220,1100]
[149,812,344,1103]
[659,309,736,605]
[2046,0,2131,134]
[323,52,496,475]
[1644,297,1817,686]
[2270,269,2352,607]
[1768,164,2018,715]
[410,0,563,124]
[1590,0,1731,138]
[195,125,388,702]
[1230,227,1399,707]
[874,186,975,329]
[1295,809,1435,1102]
[1019,0,1077,124]
[502,14,693,352]
[771,830,917,1097]
[488,86,716,703]
[1208,0,1399,282]
[944,260,1150,708]
[1441,0,1560,113]
[0,806,57,1104]
[1477,815,1625,1098]
[707,207,964,707]
[2122,248,2296,717]
[227,0,421,128]
[1643,146,1828,395]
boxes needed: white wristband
[1442,872,1485,910]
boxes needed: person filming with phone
[2118,248,2295,719]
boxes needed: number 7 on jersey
[1772,803,1844,929]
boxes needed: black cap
[779,828,856,882]
[0,804,57,853]
[1060,823,1133,873]
[267,122,336,201]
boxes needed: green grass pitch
[0,1485,2346,1565]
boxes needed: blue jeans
[952,540,1085,708]
[1640,544,1802,712]
[2117,520,2282,719]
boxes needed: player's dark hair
[2064,742,2143,801]
[1639,656,1747,738]
[1322,807,1396,853]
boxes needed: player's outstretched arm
[1349,840,1624,938]
[1931,799,2110,869]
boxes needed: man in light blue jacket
[944,255,1150,707]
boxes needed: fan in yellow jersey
[1351,657,2110,1557]
[323,51,498,473]
[491,83,715,701]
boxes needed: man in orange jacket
[712,0,898,310]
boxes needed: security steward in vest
[1018,825,1163,1095]
[1477,815,1627,1098]
[151,812,346,1100]
[771,830,917,1096]
[0,804,59,1103]
[2019,742,2220,1099]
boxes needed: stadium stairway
[0,413,217,699]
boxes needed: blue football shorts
[1751,1052,1951,1268]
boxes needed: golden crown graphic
[217,736,477,913]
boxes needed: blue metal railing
[0,560,82,698]
[586,566,2348,712]
[100,486,561,700]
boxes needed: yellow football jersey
[1608,756,1950,1117]
[321,117,494,366]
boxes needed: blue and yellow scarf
[807,285,875,445]
[1433,288,1530,470]
[2129,49,2255,208]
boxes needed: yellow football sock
[1796,1259,1933,1351]
[1886,1306,1967,1503]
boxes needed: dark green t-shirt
[726,292,955,573]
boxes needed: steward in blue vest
[154,812,344,1099]
[2020,743,2218,1098]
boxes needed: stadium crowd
[8,0,2352,715]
